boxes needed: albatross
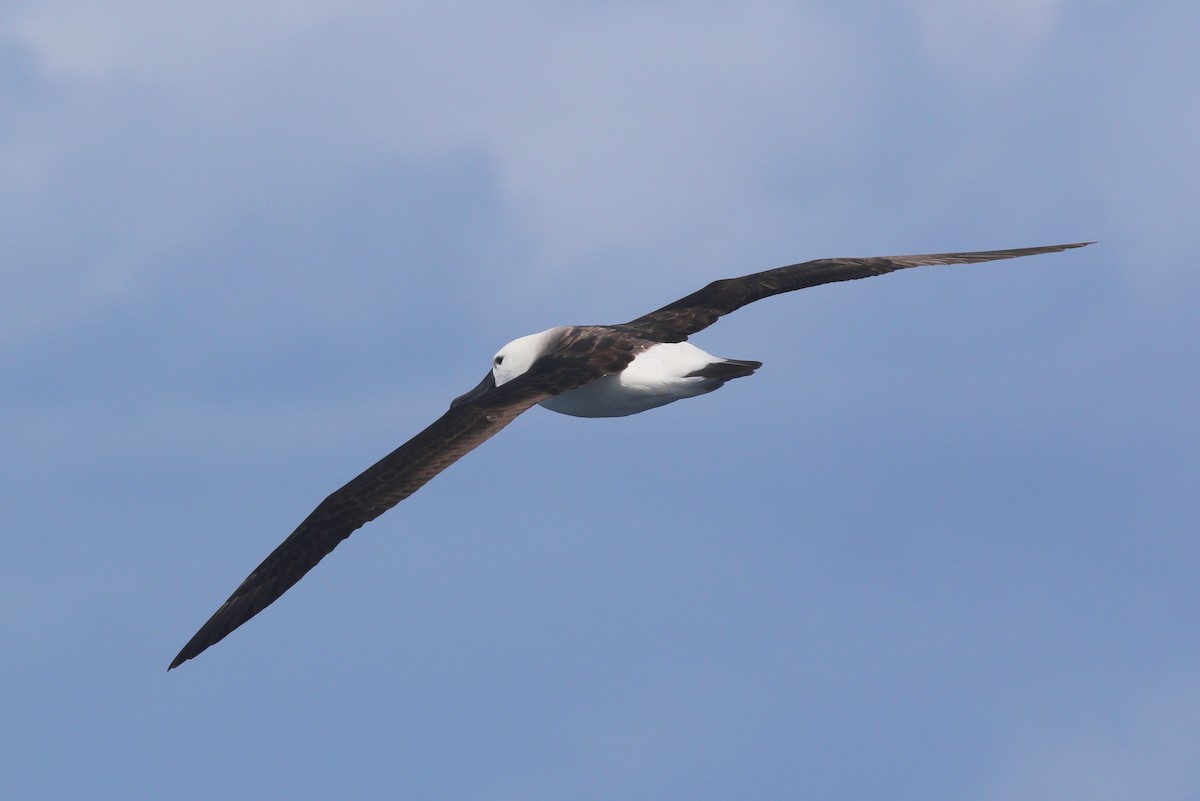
[170,241,1090,669]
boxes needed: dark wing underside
[617,242,1092,343]
[171,328,635,669]
[169,381,549,669]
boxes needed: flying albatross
[170,241,1090,668]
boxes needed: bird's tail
[686,358,762,383]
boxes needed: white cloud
[1,0,1193,347]
[904,0,1071,84]
[5,0,346,84]
[0,1,878,344]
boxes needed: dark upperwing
[617,243,1092,343]
[169,333,635,669]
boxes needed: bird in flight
[170,241,1090,669]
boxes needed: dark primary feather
[170,387,537,668]
[170,330,635,669]
[619,242,1093,343]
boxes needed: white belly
[538,341,730,418]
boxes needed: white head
[491,327,564,386]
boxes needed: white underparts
[538,341,755,418]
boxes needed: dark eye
[493,355,504,366]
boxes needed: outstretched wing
[170,329,635,670]
[618,242,1092,343]
[169,380,547,669]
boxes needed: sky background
[2,1,1198,799]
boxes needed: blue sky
[2,1,1198,799]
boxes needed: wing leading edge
[168,379,547,669]
[170,328,639,669]
[619,243,1092,343]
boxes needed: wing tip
[168,631,211,671]
[1001,241,1094,256]
[168,590,256,671]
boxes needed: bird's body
[170,241,1091,669]
[524,336,758,417]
